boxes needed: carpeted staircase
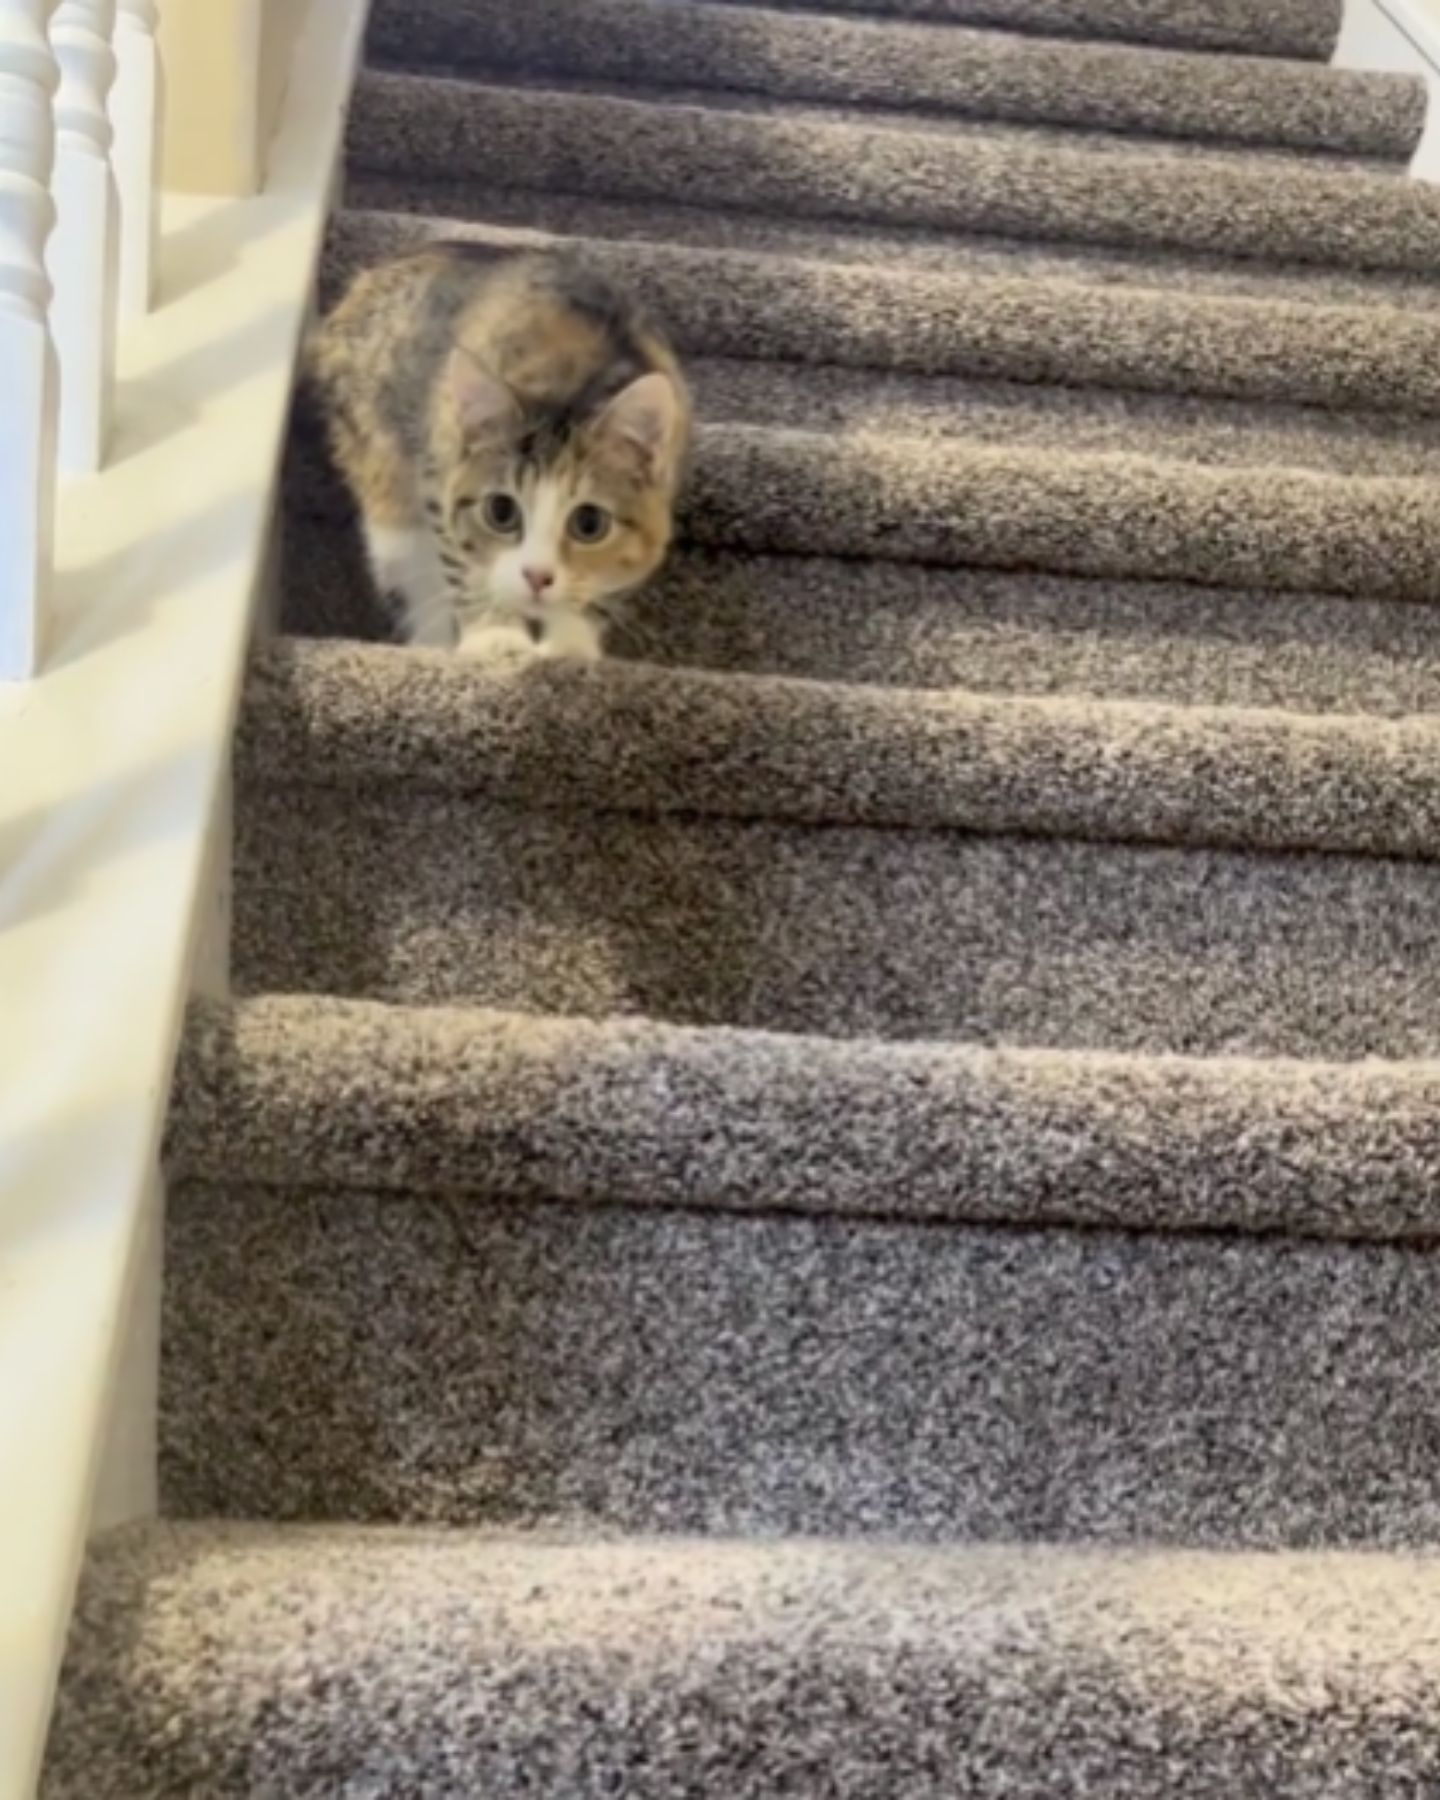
[41,0,1440,1791]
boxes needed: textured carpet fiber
[41,1527,1440,1798]
[43,1,1440,1793]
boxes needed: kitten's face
[434,361,684,628]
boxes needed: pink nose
[523,566,555,596]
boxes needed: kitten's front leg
[364,521,456,649]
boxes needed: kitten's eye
[481,492,521,534]
[568,503,612,545]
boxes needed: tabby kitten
[308,246,691,660]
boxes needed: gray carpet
[43,0,1440,1793]
[697,0,1350,61]
[367,0,1421,157]
[43,1528,1440,1800]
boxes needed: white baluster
[0,0,58,680]
[47,0,116,473]
[109,0,155,315]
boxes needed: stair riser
[162,1183,1440,1549]
[233,781,1440,1061]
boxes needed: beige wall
[161,0,310,196]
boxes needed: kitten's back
[448,251,687,448]
[310,246,685,463]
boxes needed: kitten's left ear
[441,346,517,446]
[594,372,682,474]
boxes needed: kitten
[307,245,691,660]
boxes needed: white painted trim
[111,0,162,318]
[89,1166,161,1531]
[46,0,119,473]
[0,0,367,1789]
[0,0,60,681]
[1336,0,1440,178]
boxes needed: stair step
[280,523,1440,715]
[170,993,1440,1244]
[346,68,1440,274]
[47,1523,1440,1798]
[241,637,1440,863]
[342,174,1440,315]
[232,686,1440,1055]
[696,0,1347,63]
[286,405,1440,603]
[364,0,1422,159]
[325,206,1440,418]
[692,361,1440,475]
[689,426,1440,597]
[160,1178,1440,1542]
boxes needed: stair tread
[362,65,1385,171]
[42,1520,1440,1799]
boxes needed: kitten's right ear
[441,347,516,445]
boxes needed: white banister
[47,0,117,473]
[109,0,156,315]
[0,0,58,681]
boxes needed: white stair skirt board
[0,0,368,1792]
[1337,0,1440,178]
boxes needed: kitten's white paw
[457,622,537,663]
[539,611,604,663]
